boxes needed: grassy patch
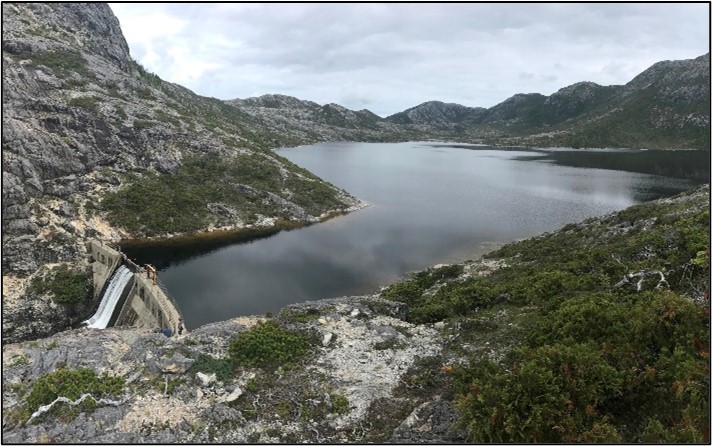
[278,307,323,324]
[8,354,30,368]
[68,95,101,112]
[380,264,464,323]
[28,50,92,78]
[188,354,237,382]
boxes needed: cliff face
[1,3,364,343]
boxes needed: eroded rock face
[1,295,458,443]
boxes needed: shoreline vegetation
[118,207,362,268]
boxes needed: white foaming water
[84,265,133,329]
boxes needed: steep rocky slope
[2,185,708,443]
[1,3,364,343]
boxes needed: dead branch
[25,393,127,425]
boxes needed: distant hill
[225,94,414,143]
[385,101,486,125]
[381,53,710,149]
[228,53,709,150]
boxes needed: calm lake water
[124,142,705,329]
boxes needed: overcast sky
[109,3,709,117]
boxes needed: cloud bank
[110,3,709,116]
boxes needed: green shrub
[278,307,322,324]
[25,368,124,422]
[188,354,236,382]
[29,264,87,304]
[228,320,315,369]
[29,50,92,78]
[133,119,154,129]
[454,290,709,443]
[331,393,350,415]
[68,95,101,111]
[381,264,464,311]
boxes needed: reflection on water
[125,142,699,329]
[518,149,710,183]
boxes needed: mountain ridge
[225,51,709,150]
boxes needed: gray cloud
[109,3,709,116]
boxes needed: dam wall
[85,240,186,335]
[87,240,123,299]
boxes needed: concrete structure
[85,240,187,335]
[87,239,123,299]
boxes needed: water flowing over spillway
[84,265,133,329]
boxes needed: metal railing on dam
[86,240,187,335]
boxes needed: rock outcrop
[1,295,458,443]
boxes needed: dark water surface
[124,142,703,329]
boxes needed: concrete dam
[85,240,186,335]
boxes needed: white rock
[350,309,360,317]
[195,372,216,387]
[218,386,243,403]
[433,321,445,329]
[318,318,328,325]
[322,332,333,346]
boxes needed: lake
[123,142,705,329]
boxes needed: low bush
[29,264,88,305]
[101,153,345,236]
[68,95,101,111]
[454,289,709,443]
[29,50,92,78]
[26,368,124,422]
[228,320,316,369]
[188,354,236,382]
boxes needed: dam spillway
[84,265,133,329]
[85,240,187,335]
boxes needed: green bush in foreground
[189,354,237,382]
[26,368,124,422]
[228,320,316,369]
[454,289,709,443]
